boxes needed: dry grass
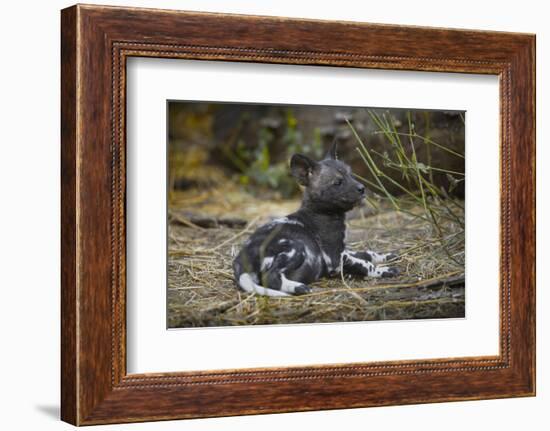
[167,183,465,328]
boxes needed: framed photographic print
[61,4,536,425]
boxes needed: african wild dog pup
[232,143,399,297]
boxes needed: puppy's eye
[333,178,343,186]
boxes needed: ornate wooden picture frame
[61,4,535,425]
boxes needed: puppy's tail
[232,255,289,297]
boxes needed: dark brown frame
[61,4,536,426]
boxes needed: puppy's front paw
[380,266,400,278]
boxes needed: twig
[309,271,464,296]
[169,213,205,230]
[208,215,261,252]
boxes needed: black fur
[232,144,399,296]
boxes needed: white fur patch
[367,250,387,264]
[304,247,323,278]
[238,273,289,297]
[304,246,316,267]
[261,256,274,271]
[373,267,385,276]
[261,249,296,272]
[322,251,333,271]
[280,274,305,294]
[283,249,296,260]
[271,217,304,227]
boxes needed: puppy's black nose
[357,184,366,194]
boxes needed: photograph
[167,101,466,328]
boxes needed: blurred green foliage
[168,101,465,200]
[232,108,324,198]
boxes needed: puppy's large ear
[324,139,338,160]
[290,154,317,186]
